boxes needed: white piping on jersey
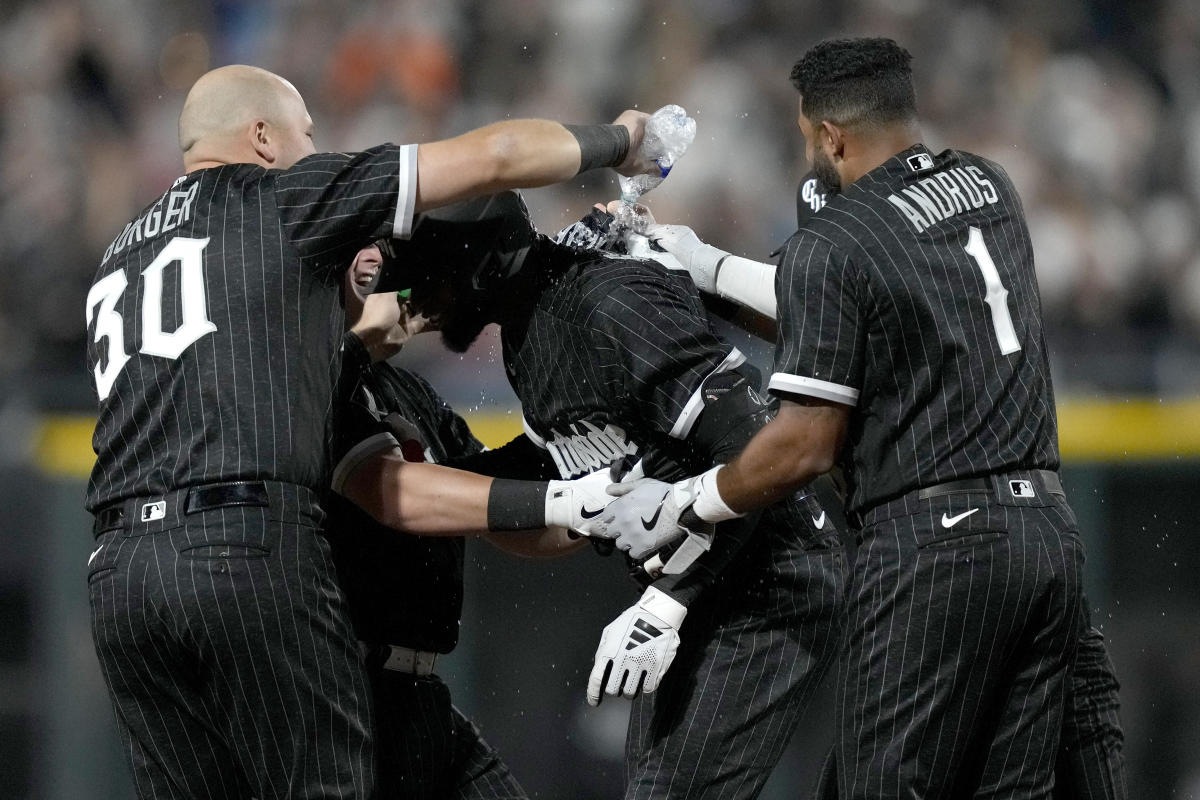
[522,415,547,448]
[331,432,399,493]
[768,372,859,406]
[392,144,419,239]
[669,347,747,439]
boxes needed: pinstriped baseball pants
[88,504,374,799]
[369,671,526,799]
[834,497,1086,800]
[623,529,847,799]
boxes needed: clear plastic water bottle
[615,104,696,233]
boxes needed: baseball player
[320,245,599,798]
[648,170,1129,800]
[83,63,657,799]
[383,192,847,799]
[599,38,1091,798]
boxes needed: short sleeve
[591,272,744,440]
[330,380,400,495]
[274,144,418,275]
[768,233,864,405]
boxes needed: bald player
[84,64,655,800]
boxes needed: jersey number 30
[85,236,218,399]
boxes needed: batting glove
[596,476,704,560]
[643,224,729,294]
[587,586,687,706]
[544,469,615,536]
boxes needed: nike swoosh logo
[88,546,103,566]
[641,505,664,531]
[580,505,605,519]
[941,508,980,528]
[811,511,826,530]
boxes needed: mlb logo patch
[1009,480,1036,499]
[141,500,167,522]
[906,153,934,172]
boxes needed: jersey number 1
[85,236,218,399]
[964,226,1021,355]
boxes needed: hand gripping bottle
[614,104,696,233]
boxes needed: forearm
[347,457,501,535]
[713,255,777,319]
[650,510,764,606]
[484,527,590,559]
[342,450,609,537]
[713,400,849,515]
[414,120,625,211]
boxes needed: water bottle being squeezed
[614,104,696,234]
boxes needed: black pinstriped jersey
[85,145,418,511]
[325,334,484,652]
[771,145,1060,515]
[503,255,746,482]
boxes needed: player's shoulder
[544,253,697,322]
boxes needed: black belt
[94,481,270,531]
[917,470,1062,500]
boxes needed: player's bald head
[179,65,313,167]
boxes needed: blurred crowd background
[0,0,1197,797]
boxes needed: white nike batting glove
[643,224,729,294]
[544,469,614,536]
[624,231,687,272]
[598,466,742,560]
[586,586,687,706]
[597,476,702,560]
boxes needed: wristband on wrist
[690,465,742,523]
[638,586,687,626]
[487,479,549,531]
[564,124,631,174]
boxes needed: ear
[249,120,275,165]
[819,120,846,160]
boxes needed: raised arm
[414,112,652,212]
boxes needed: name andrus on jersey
[886,164,998,233]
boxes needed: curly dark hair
[789,38,916,129]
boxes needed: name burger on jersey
[101,180,200,265]
[887,165,998,233]
[544,420,638,479]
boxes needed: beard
[812,147,842,195]
[437,299,492,353]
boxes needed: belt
[917,469,1063,500]
[93,481,270,532]
[361,643,438,676]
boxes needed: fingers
[606,481,637,497]
[587,657,612,707]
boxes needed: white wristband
[637,586,687,627]
[688,465,742,523]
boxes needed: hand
[603,200,657,228]
[587,586,686,706]
[611,109,653,177]
[552,206,617,252]
[350,294,432,362]
[644,223,729,294]
[624,231,686,272]
[597,476,710,560]
[544,469,616,536]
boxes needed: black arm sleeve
[444,434,560,480]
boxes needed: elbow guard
[687,366,774,464]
